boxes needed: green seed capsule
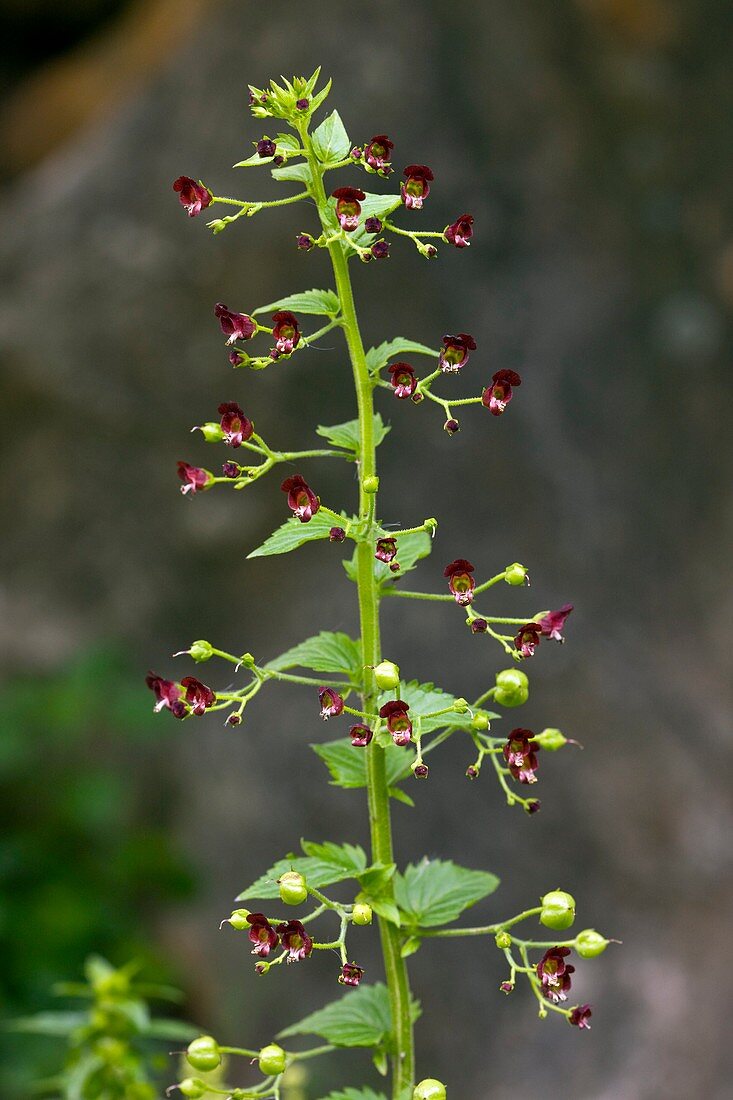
[495,668,529,694]
[178,1079,207,1098]
[494,930,512,949]
[258,1043,287,1076]
[195,422,225,443]
[279,871,308,906]
[186,1035,221,1073]
[540,890,576,931]
[534,727,568,751]
[414,1080,447,1100]
[227,908,251,930]
[471,711,489,731]
[374,660,400,690]
[504,562,529,586]
[575,928,610,958]
[352,902,373,926]
[189,639,214,663]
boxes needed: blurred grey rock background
[1,0,732,1096]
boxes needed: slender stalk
[299,122,415,1099]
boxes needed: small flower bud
[452,697,469,713]
[193,422,225,443]
[329,526,346,542]
[222,462,241,479]
[365,216,383,234]
[499,980,514,994]
[295,97,309,110]
[176,1080,207,1098]
[363,475,380,493]
[371,240,390,259]
[352,902,373,926]
[534,727,568,751]
[188,640,213,663]
[471,711,489,731]
[254,961,270,974]
[504,562,530,586]
[525,799,542,814]
[279,871,308,906]
[424,244,438,258]
[339,961,365,986]
[412,762,429,779]
[540,890,577,931]
[225,908,251,930]
[186,1036,221,1073]
[443,418,460,435]
[470,618,488,634]
[495,930,512,949]
[413,1081,447,1100]
[574,929,611,958]
[258,1044,287,1076]
[465,764,480,779]
[374,660,400,690]
[296,233,314,251]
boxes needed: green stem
[300,121,415,1099]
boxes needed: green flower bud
[494,930,512,949]
[534,727,568,751]
[471,711,489,731]
[363,475,380,493]
[452,697,469,714]
[374,660,400,690]
[504,562,529,586]
[258,1043,287,1076]
[194,422,225,443]
[540,890,576,931]
[414,1080,447,1100]
[189,640,214,663]
[226,908,251,930]
[279,871,308,906]
[352,902,373,926]
[575,928,610,958]
[186,1035,221,1073]
[178,1080,207,1099]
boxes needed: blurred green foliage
[0,648,196,1097]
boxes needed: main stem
[300,129,415,1099]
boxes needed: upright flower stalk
[156,70,616,1100]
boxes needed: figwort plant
[155,70,617,1100]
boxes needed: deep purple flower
[329,526,346,542]
[375,537,398,564]
[371,240,390,260]
[339,962,365,987]
[439,333,477,373]
[443,559,476,606]
[177,461,210,496]
[247,913,278,957]
[413,763,429,779]
[538,603,574,643]
[444,418,460,436]
[172,176,211,217]
[222,461,241,478]
[296,98,309,111]
[271,310,301,355]
[514,622,541,658]
[350,146,362,160]
[281,474,320,522]
[364,134,394,173]
[297,233,314,251]
[388,362,418,399]
[445,213,474,248]
[379,700,412,746]
[569,1004,593,1030]
[180,675,216,716]
[503,729,540,784]
[256,138,277,158]
[331,186,366,232]
[277,919,313,961]
[482,369,522,416]
[364,217,383,234]
[536,947,575,1004]
[318,687,344,720]
[146,672,186,718]
[401,164,434,209]
[470,618,488,634]
[350,724,373,747]
[214,303,256,344]
[218,402,253,448]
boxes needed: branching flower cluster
[153,69,616,1100]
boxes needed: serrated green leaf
[300,839,368,874]
[140,1018,199,1041]
[266,631,362,678]
[6,1012,86,1037]
[316,413,390,453]
[278,983,420,1048]
[271,160,311,183]
[394,858,500,929]
[312,110,351,164]
[253,288,340,317]
[248,511,349,558]
[319,1089,387,1100]
[311,739,411,792]
[236,840,367,901]
[365,338,437,372]
[385,680,481,734]
[343,530,433,586]
[400,936,422,959]
[387,785,415,808]
[366,896,401,926]
[357,861,396,894]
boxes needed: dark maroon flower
[526,799,542,815]
[146,672,186,718]
[271,310,301,355]
[514,622,541,658]
[229,350,245,367]
[226,712,241,726]
[536,947,575,1004]
[214,303,256,345]
[364,134,394,173]
[439,333,477,373]
[470,618,488,634]
[281,474,320,522]
[364,216,383,234]
[331,186,366,232]
[445,213,474,248]
[318,687,344,721]
[277,919,312,961]
[218,402,253,448]
[181,675,216,716]
[247,913,278,958]
[424,244,438,258]
[379,700,412,746]
[413,763,429,779]
[569,1004,593,1030]
[388,362,418,399]
[375,537,398,564]
[444,418,460,435]
[401,164,434,209]
[503,728,540,784]
[482,369,522,416]
[296,97,309,111]
[443,559,476,606]
[172,176,211,217]
[329,526,346,542]
[538,603,574,643]
[466,765,479,780]
[297,233,314,251]
[256,138,277,158]
[500,981,514,994]
[222,461,241,478]
[177,461,210,496]
[339,962,365,987]
[371,240,390,260]
[350,724,373,747]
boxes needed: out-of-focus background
[1,0,731,1096]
